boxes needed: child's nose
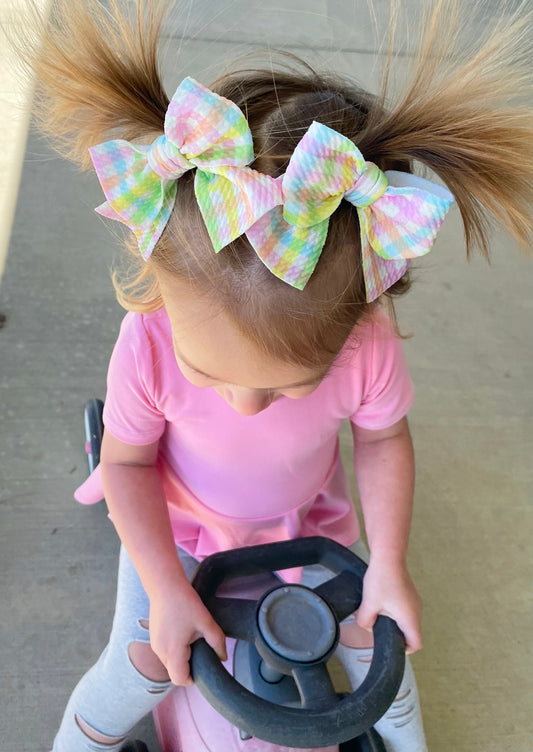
[222,386,274,415]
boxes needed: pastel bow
[89,77,282,259]
[90,79,454,301]
[245,121,455,299]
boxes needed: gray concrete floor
[1,2,532,751]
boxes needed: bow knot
[147,134,192,179]
[345,161,388,207]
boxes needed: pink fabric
[75,308,413,559]
[153,639,339,751]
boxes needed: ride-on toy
[83,400,405,752]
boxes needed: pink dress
[75,308,413,559]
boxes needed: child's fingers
[166,644,194,687]
[355,605,377,633]
[203,622,228,662]
[357,605,423,654]
[401,622,423,655]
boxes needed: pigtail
[367,0,532,255]
[13,0,169,169]
[7,0,531,364]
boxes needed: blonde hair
[13,0,533,368]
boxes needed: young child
[19,1,531,750]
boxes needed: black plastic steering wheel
[190,536,405,748]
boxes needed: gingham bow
[90,80,454,301]
[89,77,282,259]
[245,121,455,299]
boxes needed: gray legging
[51,541,426,752]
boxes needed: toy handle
[189,537,405,748]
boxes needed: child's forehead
[160,277,325,389]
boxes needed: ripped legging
[51,543,427,752]
[51,546,198,751]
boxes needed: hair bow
[89,77,282,259]
[90,79,454,301]
[245,121,455,299]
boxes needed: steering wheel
[190,536,405,748]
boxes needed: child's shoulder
[343,307,398,353]
[110,308,175,384]
[118,307,171,342]
[331,307,406,383]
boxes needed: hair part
[14,0,533,368]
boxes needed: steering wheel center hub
[257,585,337,662]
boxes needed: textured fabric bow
[89,76,281,259]
[89,78,454,301]
[253,120,455,300]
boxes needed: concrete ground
[0,2,531,751]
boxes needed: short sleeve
[350,315,414,430]
[103,313,166,445]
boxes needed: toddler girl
[18,0,532,750]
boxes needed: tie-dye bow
[90,77,454,301]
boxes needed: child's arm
[100,431,227,685]
[351,416,423,654]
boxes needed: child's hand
[356,559,423,655]
[149,580,227,686]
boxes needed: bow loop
[354,171,455,299]
[163,76,254,169]
[282,121,367,228]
